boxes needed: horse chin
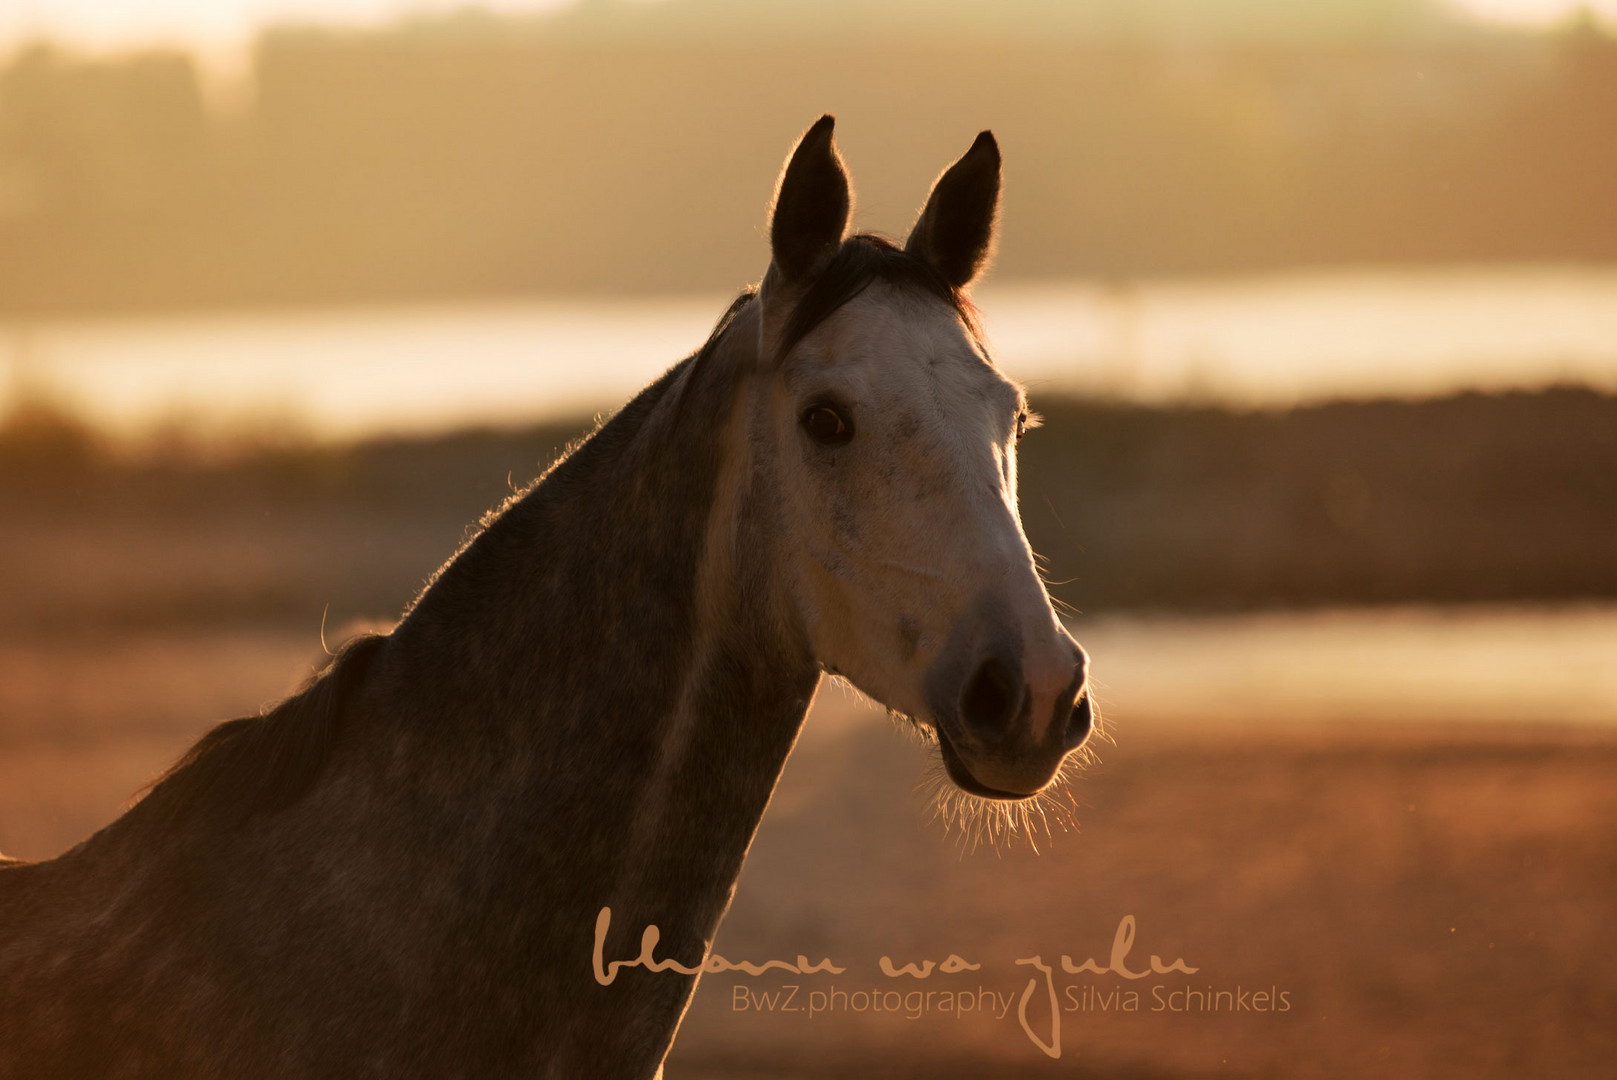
[934,726,1046,801]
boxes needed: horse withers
[0,116,1092,1079]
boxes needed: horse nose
[1062,675,1093,752]
[960,645,1091,752]
[958,653,1027,741]
[1030,644,1090,751]
[937,637,1092,797]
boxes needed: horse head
[755,116,1093,800]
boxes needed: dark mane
[779,233,982,358]
[670,286,759,408]
[420,285,760,572]
[128,632,386,831]
[125,290,763,839]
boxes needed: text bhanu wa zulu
[592,908,1282,1059]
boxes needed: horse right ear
[768,115,851,285]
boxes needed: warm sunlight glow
[1449,0,1617,25]
[0,0,572,57]
[12,0,1617,58]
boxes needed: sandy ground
[2,633,1614,1078]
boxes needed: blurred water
[793,604,1617,739]
[1071,604,1617,730]
[5,264,1617,441]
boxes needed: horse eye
[802,404,853,446]
[1015,411,1028,443]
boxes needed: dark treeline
[2,386,1612,631]
[2,18,1617,314]
[1018,385,1617,611]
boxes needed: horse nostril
[1063,689,1094,751]
[960,656,1019,738]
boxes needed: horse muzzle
[927,637,1092,800]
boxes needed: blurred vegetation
[1018,385,1617,611]
[2,386,1612,635]
[1,10,1617,313]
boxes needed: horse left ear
[905,131,1001,290]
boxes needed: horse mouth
[934,726,1042,801]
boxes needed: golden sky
[1460,0,1617,22]
[0,0,571,58]
[2,0,1614,60]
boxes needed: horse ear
[769,114,851,285]
[905,130,1001,290]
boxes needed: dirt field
[2,631,1612,1078]
[668,694,1617,1079]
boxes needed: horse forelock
[778,233,982,362]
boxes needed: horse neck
[381,299,818,952]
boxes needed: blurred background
[1,1,1615,1077]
